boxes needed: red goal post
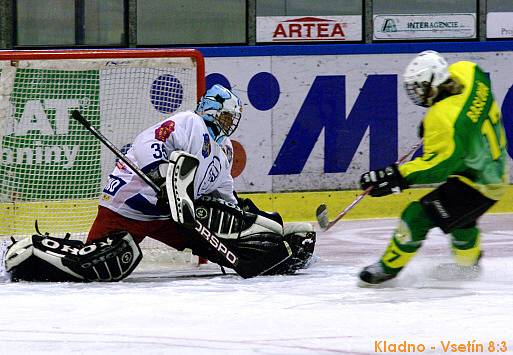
[0,49,205,262]
[0,48,205,98]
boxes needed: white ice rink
[1,214,513,354]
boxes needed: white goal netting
[0,49,204,263]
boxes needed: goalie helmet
[196,84,242,143]
[403,50,450,107]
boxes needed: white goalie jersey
[99,111,237,221]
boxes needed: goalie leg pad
[191,198,317,278]
[264,222,316,275]
[166,151,199,227]
[195,195,245,239]
[5,231,142,282]
[191,198,317,277]
[216,231,292,278]
[189,218,292,279]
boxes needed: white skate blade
[357,278,399,288]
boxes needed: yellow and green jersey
[399,61,508,200]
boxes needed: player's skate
[432,252,482,281]
[359,261,397,285]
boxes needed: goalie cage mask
[196,84,242,143]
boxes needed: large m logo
[269,75,398,174]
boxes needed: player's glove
[146,161,170,212]
[360,164,408,197]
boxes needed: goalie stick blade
[313,141,423,232]
[316,204,329,230]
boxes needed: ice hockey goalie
[1,197,315,282]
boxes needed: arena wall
[198,42,513,220]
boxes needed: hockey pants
[381,180,495,274]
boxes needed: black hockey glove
[145,161,170,212]
[360,164,409,197]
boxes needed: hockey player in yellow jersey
[359,50,508,284]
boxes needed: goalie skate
[0,240,11,281]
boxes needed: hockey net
[0,49,205,265]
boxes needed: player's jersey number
[103,175,127,196]
[151,143,168,160]
[481,105,506,160]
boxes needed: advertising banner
[487,12,513,38]
[256,15,362,43]
[0,69,101,200]
[0,63,196,202]
[373,14,476,40]
[204,51,513,193]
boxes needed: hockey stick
[71,110,285,278]
[71,110,161,194]
[316,141,422,232]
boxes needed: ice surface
[1,214,513,354]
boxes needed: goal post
[0,49,205,259]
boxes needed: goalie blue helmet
[196,84,242,143]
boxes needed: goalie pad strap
[5,231,142,282]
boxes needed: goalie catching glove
[3,231,142,282]
[360,164,409,197]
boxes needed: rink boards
[2,185,513,235]
[3,42,513,234]
[200,42,513,194]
